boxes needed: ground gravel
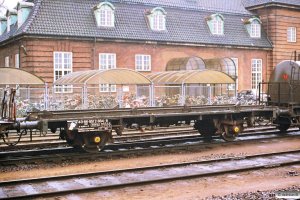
[206,186,300,200]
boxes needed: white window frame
[211,16,224,35]
[53,52,73,93]
[135,54,151,71]
[99,53,116,92]
[99,53,116,70]
[287,27,296,43]
[251,59,262,92]
[7,16,10,32]
[5,56,9,67]
[152,10,166,31]
[17,8,23,28]
[250,20,261,38]
[99,4,114,27]
[15,54,19,68]
[99,84,116,93]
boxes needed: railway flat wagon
[1,60,300,152]
[2,104,275,152]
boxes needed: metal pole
[120,85,123,108]
[235,79,237,98]
[151,83,155,107]
[258,82,261,104]
[44,83,49,110]
[81,85,84,109]
[208,85,212,105]
[152,84,155,107]
[278,83,280,105]
[27,86,30,100]
[84,84,87,109]
[181,83,185,106]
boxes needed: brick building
[0,0,299,94]
[244,0,300,78]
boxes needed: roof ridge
[0,0,272,49]
[243,0,300,8]
[22,0,43,33]
[118,0,251,15]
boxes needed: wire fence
[0,84,241,117]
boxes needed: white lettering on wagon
[69,119,112,132]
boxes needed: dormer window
[207,14,224,35]
[94,2,115,28]
[0,16,7,35]
[17,2,34,28]
[250,20,261,38]
[244,17,261,38]
[6,9,17,33]
[7,16,11,32]
[147,7,166,31]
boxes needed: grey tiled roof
[243,0,300,8]
[0,0,272,48]
[122,0,252,14]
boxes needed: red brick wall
[256,7,300,72]
[0,38,271,91]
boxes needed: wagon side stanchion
[0,87,24,146]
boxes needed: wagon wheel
[81,132,109,153]
[200,132,214,141]
[278,124,290,133]
[221,125,236,142]
[194,120,216,141]
[221,131,236,141]
[276,117,291,133]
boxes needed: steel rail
[1,149,300,199]
[1,129,299,166]
[113,126,278,141]
[0,128,198,152]
[0,127,287,158]
[0,126,277,152]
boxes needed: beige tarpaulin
[147,69,235,84]
[166,57,237,79]
[54,68,152,85]
[0,67,44,85]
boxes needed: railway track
[1,149,300,199]
[0,126,196,151]
[1,128,299,166]
[0,125,278,152]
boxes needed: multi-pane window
[15,54,19,68]
[211,16,224,35]
[251,59,262,91]
[287,27,296,42]
[99,84,116,93]
[99,53,116,92]
[54,52,72,93]
[152,10,165,31]
[250,20,261,38]
[135,54,151,71]
[99,53,116,70]
[5,56,9,67]
[99,4,114,27]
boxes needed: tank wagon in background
[0,60,300,152]
[260,60,300,131]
